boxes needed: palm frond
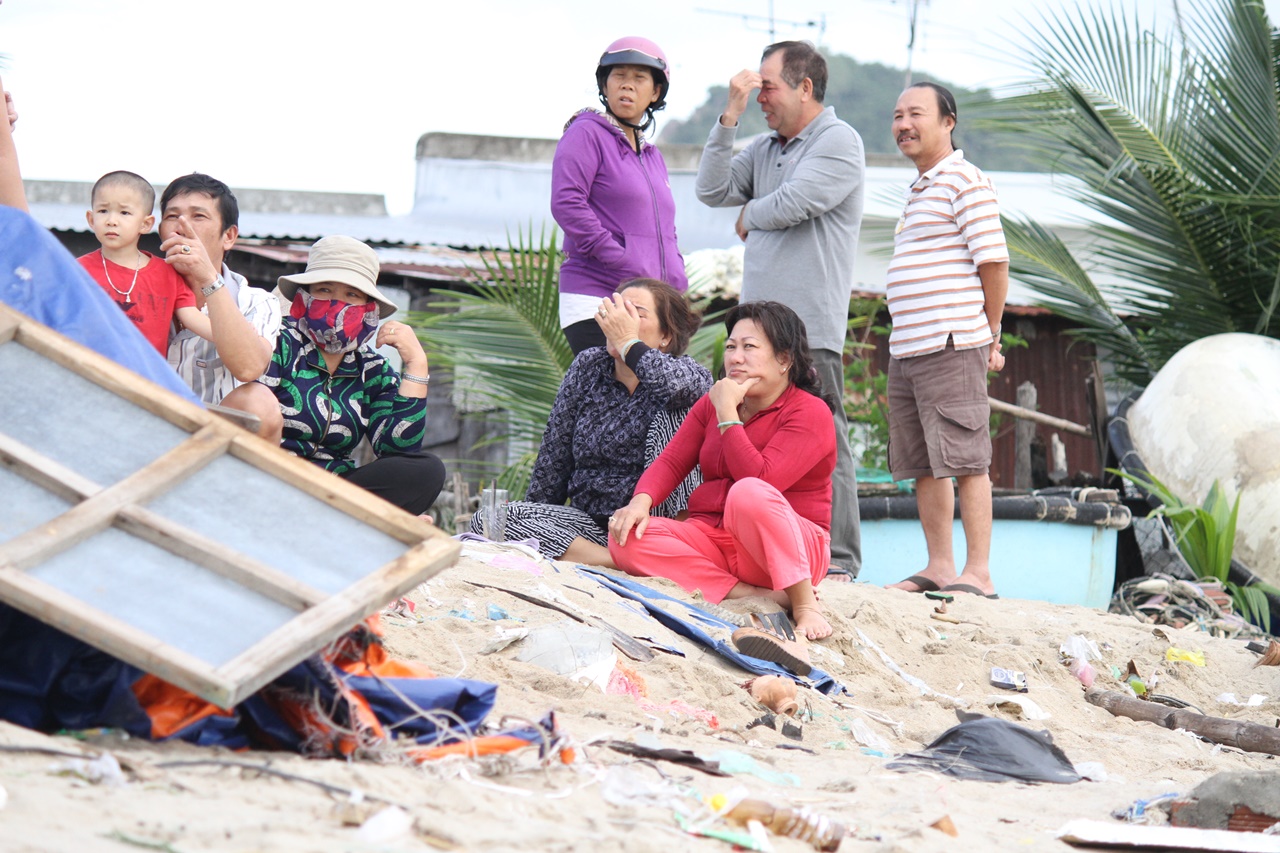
[973,0,1280,385]
[410,226,569,483]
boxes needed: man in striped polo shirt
[885,82,1008,599]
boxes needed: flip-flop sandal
[731,627,812,676]
[941,583,999,600]
[892,574,941,593]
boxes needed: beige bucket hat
[277,235,398,319]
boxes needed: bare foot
[792,604,832,640]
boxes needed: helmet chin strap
[599,95,653,152]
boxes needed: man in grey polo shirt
[696,40,865,578]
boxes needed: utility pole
[696,3,828,45]
[904,0,926,87]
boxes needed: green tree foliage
[974,0,1280,387]
[659,54,1040,170]
[413,231,733,498]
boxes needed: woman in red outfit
[609,301,837,640]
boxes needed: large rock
[1128,333,1280,586]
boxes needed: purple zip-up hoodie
[551,110,688,298]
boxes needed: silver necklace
[101,251,142,300]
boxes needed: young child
[78,171,210,354]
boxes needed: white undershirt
[559,292,601,329]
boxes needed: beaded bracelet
[401,372,430,385]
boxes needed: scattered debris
[1169,771,1280,833]
[887,717,1081,783]
[1059,819,1280,851]
[1085,690,1280,756]
[710,785,847,851]
[747,676,800,717]
[990,667,1029,693]
[930,814,959,837]
[1166,648,1206,666]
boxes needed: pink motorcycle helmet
[596,36,670,113]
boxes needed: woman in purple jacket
[552,36,689,355]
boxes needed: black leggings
[339,451,446,516]
[563,319,607,356]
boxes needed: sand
[2,540,1277,852]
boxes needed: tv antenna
[696,2,827,44]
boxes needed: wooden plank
[3,304,214,435]
[228,433,439,545]
[0,309,19,343]
[0,426,230,571]
[207,403,261,434]
[0,566,238,707]
[116,506,325,611]
[0,306,464,711]
[989,396,1091,437]
[0,431,100,503]
[214,536,460,695]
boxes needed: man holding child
[159,173,283,440]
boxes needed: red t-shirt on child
[78,250,195,354]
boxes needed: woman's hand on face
[595,292,641,351]
[377,321,428,369]
[709,375,758,421]
[608,494,653,547]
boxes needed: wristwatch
[201,276,225,298]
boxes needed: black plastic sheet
[887,716,1082,784]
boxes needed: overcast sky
[4,0,1277,213]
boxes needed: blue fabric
[576,567,847,695]
[0,602,500,751]
[0,605,152,737]
[0,205,200,402]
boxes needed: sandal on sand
[732,626,812,676]
[891,574,941,593]
[941,583,999,600]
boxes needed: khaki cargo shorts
[887,342,992,480]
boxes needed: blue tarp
[577,566,847,696]
[0,204,199,402]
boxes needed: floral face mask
[291,289,379,354]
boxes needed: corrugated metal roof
[231,240,498,283]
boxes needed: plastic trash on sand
[1166,648,1206,666]
[1061,635,1102,688]
[710,750,801,787]
[49,752,126,787]
[355,806,413,845]
[990,666,1028,692]
[888,716,1081,784]
[710,785,847,852]
[515,621,616,690]
[599,764,694,811]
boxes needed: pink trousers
[609,478,831,603]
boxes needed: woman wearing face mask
[552,36,688,355]
[263,235,445,515]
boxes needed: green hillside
[659,54,1043,172]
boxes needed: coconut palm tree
[977,0,1280,387]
